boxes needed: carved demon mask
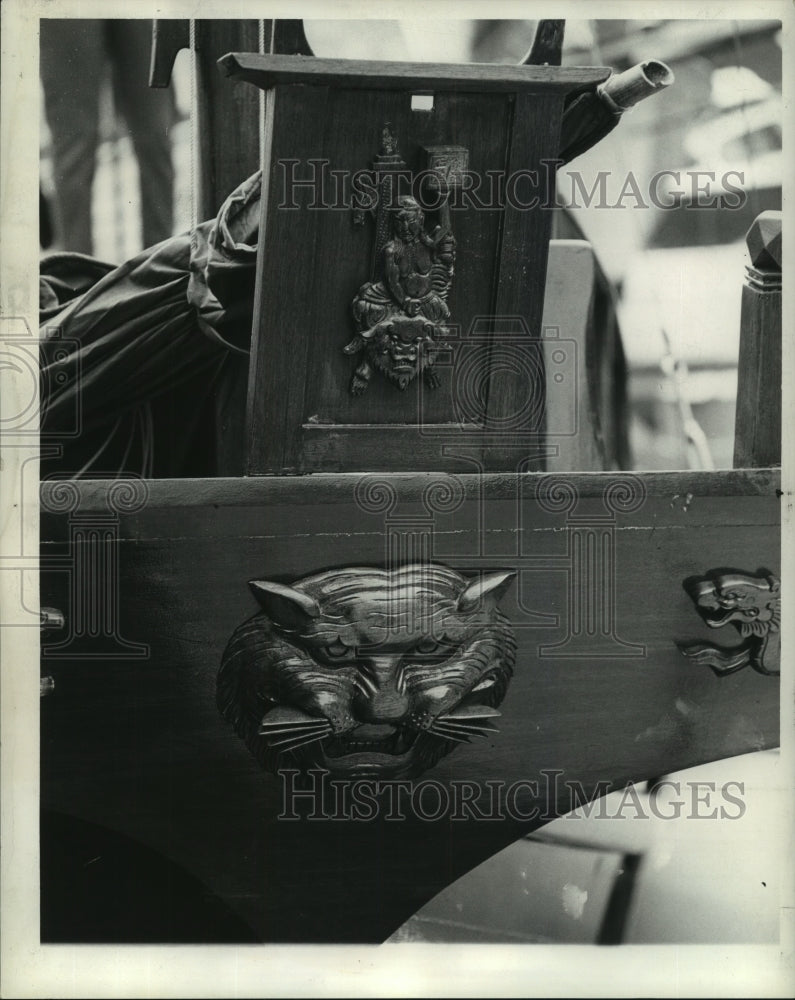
[367,315,443,390]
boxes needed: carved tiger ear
[249,580,320,628]
[760,571,780,594]
[457,571,516,612]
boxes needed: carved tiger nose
[355,656,409,723]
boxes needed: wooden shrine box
[220,54,612,474]
[39,52,781,945]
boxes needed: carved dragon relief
[677,569,780,677]
[217,564,516,780]
[345,125,458,394]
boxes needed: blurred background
[39,18,782,473]
[387,750,784,945]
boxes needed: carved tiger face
[217,565,516,780]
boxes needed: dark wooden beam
[219,52,610,94]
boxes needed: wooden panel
[542,240,603,471]
[245,82,520,473]
[242,67,601,474]
[477,91,561,471]
[304,90,511,429]
[245,79,335,473]
[40,470,780,943]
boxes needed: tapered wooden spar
[219,51,610,94]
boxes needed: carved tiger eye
[414,637,448,656]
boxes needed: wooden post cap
[746,210,782,272]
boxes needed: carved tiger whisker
[259,717,331,729]
[426,726,471,744]
[440,705,502,720]
[431,721,494,739]
[433,721,499,735]
[266,731,333,753]
[259,723,332,737]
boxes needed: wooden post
[149,20,315,476]
[733,210,782,468]
[150,19,312,218]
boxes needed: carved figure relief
[345,126,457,394]
[677,569,780,676]
[217,564,516,780]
